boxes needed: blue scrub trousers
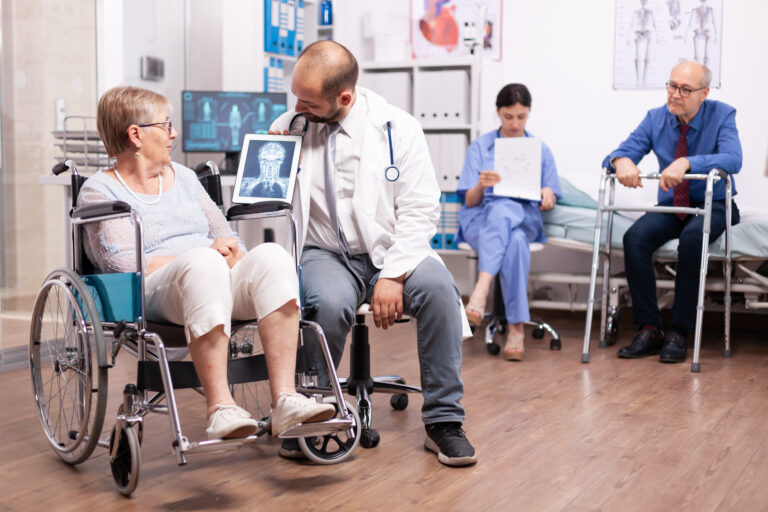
[623,199,739,336]
[299,247,466,425]
[459,198,544,324]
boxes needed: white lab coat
[271,87,471,337]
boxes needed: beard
[302,104,344,124]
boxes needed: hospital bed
[532,172,768,372]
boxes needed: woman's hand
[210,237,242,268]
[477,170,501,189]
[540,187,556,211]
[465,170,501,207]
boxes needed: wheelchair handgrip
[193,160,220,177]
[73,200,132,220]
[52,159,78,176]
[227,201,291,220]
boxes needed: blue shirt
[603,99,741,204]
[457,129,562,202]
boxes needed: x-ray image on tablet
[232,134,302,204]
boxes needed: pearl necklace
[113,165,163,206]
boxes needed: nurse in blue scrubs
[457,83,562,361]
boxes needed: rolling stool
[337,304,421,449]
[457,241,561,354]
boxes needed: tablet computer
[231,133,302,204]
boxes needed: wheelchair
[29,160,360,496]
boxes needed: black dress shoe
[617,329,664,358]
[659,331,687,363]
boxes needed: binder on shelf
[439,192,461,250]
[263,57,285,92]
[278,0,290,55]
[295,0,305,56]
[286,0,297,57]
[265,0,281,54]
[441,133,468,191]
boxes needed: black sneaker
[424,422,477,467]
[278,438,306,460]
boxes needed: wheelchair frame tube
[300,319,350,419]
[72,211,136,370]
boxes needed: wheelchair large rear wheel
[229,324,272,424]
[299,398,361,464]
[29,268,108,465]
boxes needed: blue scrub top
[457,129,562,202]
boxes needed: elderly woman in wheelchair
[30,86,360,495]
[81,85,338,439]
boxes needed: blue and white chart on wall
[613,0,722,89]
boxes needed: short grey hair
[700,65,712,88]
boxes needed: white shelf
[360,57,479,71]
[264,52,298,62]
[421,124,473,132]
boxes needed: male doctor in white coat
[271,40,476,467]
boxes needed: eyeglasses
[138,121,173,135]
[666,82,706,98]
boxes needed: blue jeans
[300,247,466,425]
[623,200,739,336]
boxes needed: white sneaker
[206,404,259,439]
[271,393,336,436]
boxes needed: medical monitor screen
[181,91,287,153]
[232,134,302,204]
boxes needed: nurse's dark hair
[496,83,532,109]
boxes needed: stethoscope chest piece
[385,165,400,182]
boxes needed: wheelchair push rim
[29,268,108,465]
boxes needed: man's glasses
[138,121,173,135]
[666,82,706,98]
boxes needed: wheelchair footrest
[278,418,356,438]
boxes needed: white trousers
[144,243,299,343]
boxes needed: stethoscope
[289,113,400,182]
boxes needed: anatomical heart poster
[411,0,502,59]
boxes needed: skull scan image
[241,142,289,199]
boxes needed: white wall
[497,1,768,213]
[332,0,768,212]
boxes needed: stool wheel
[486,342,501,356]
[390,394,409,411]
[550,338,562,351]
[532,327,545,340]
[360,428,380,449]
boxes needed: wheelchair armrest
[72,200,132,220]
[227,201,292,221]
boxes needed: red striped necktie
[673,124,691,220]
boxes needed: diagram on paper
[614,0,722,89]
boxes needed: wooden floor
[2,312,767,511]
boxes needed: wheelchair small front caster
[486,342,501,355]
[360,428,380,449]
[390,394,408,411]
[300,398,361,464]
[109,423,141,496]
[550,338,562,351]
